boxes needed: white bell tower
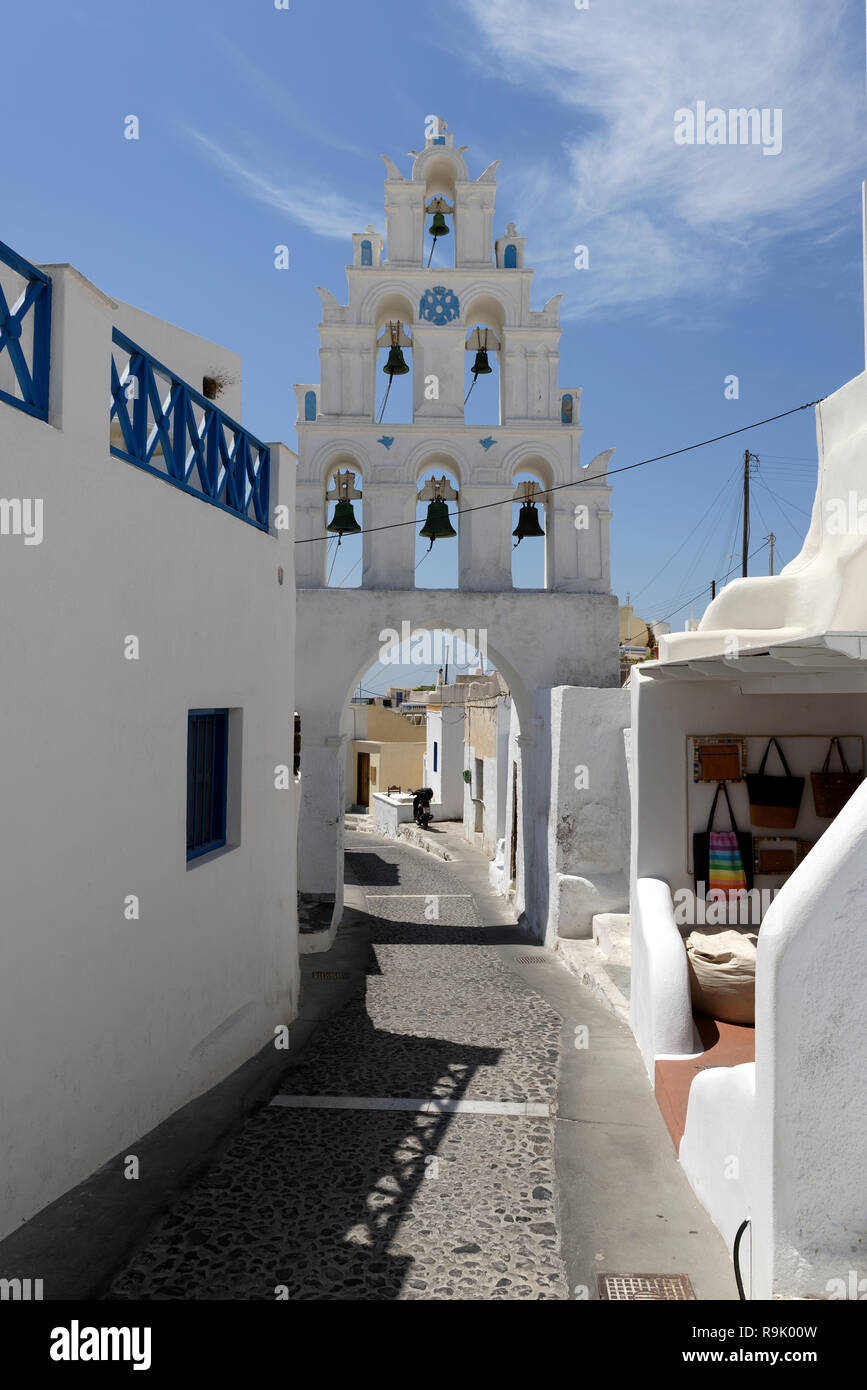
[293,121,621,946]
[294,116,615,596]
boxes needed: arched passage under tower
[294,587,619,947]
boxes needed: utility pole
[769,532,775,576]
[742,450,759,577]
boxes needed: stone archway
[295,586,618,946]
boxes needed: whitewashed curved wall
[752,779,867,1298]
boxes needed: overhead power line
[297,398,825,545]
[626,540,771,651]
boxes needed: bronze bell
[428,210,450,239]
[512,501,545,544]
[419,498,457,542]
[471,347,492,377]
[327,499,361,536]
[383,344,410,376]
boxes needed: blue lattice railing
[0,239,51,421]
[110,329,270,531]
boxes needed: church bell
[383,344,410,376]
[419,498,457,543]
[512,500,545,544]
[428,209,450,239]
[383,320,410,376]
[471,347,492,377]
[327,498,362,536]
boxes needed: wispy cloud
[207,32,373,162]
[462,0,864,316]
[185,128,380,240]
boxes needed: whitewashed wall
[546,686,631,939]
[0,264,298,1238]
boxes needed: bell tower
[293,121,620,948]
[294,116,615,596]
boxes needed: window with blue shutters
[504,243,518,269]
[360,239,373,267]
[187,710,229,861]
[304,390,317,421]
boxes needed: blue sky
[3,0,865,688]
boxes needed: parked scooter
[410,787,434,829]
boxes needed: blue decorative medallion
[378,435,395,450]
[479,436,496,451]
[419,286,460,325]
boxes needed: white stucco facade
[0,261,298,1238]
[424,704,465,818]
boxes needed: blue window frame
[561,393,573,425]
[304,389,317,421]
[360,239,373,267]
[433,741,438,773]
[504,243,518,269]
[187,710,229,861]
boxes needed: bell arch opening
[373,295,415,426]
[422,156,456,268]
[511,458,553,591]
[325,457,364,589]
[415,459,460,589]
[463,295,505,426]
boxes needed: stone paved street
[107,833,568,1300]
[106,829,735,1302]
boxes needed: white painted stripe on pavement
[268,1095,550,1117]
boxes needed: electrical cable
[336,555,363,587]
[757,480,811,518]
[295,399,825,544]
[733,1219,750,1301]
[326,535,342,585]
[627,540,770,650]
[631,465,742,602]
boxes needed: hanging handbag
[693,783,754,899]
[745,738,804,829]
[810,739,862,819]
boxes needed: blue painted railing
[0,239,51,421]
[110,328,270,531]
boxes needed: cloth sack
[686,927,758,1025]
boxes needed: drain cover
[598,1273,696,1301]
[310,970,350,981]
[513,955,549,966]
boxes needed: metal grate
[598,1273,696,1301]
[513,955,550,966]
[310,970,350,981]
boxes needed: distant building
[619,605,669,682]
[346,701,426,809]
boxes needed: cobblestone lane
[109,833,570,1300]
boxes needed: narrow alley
[106,831,736,1302]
